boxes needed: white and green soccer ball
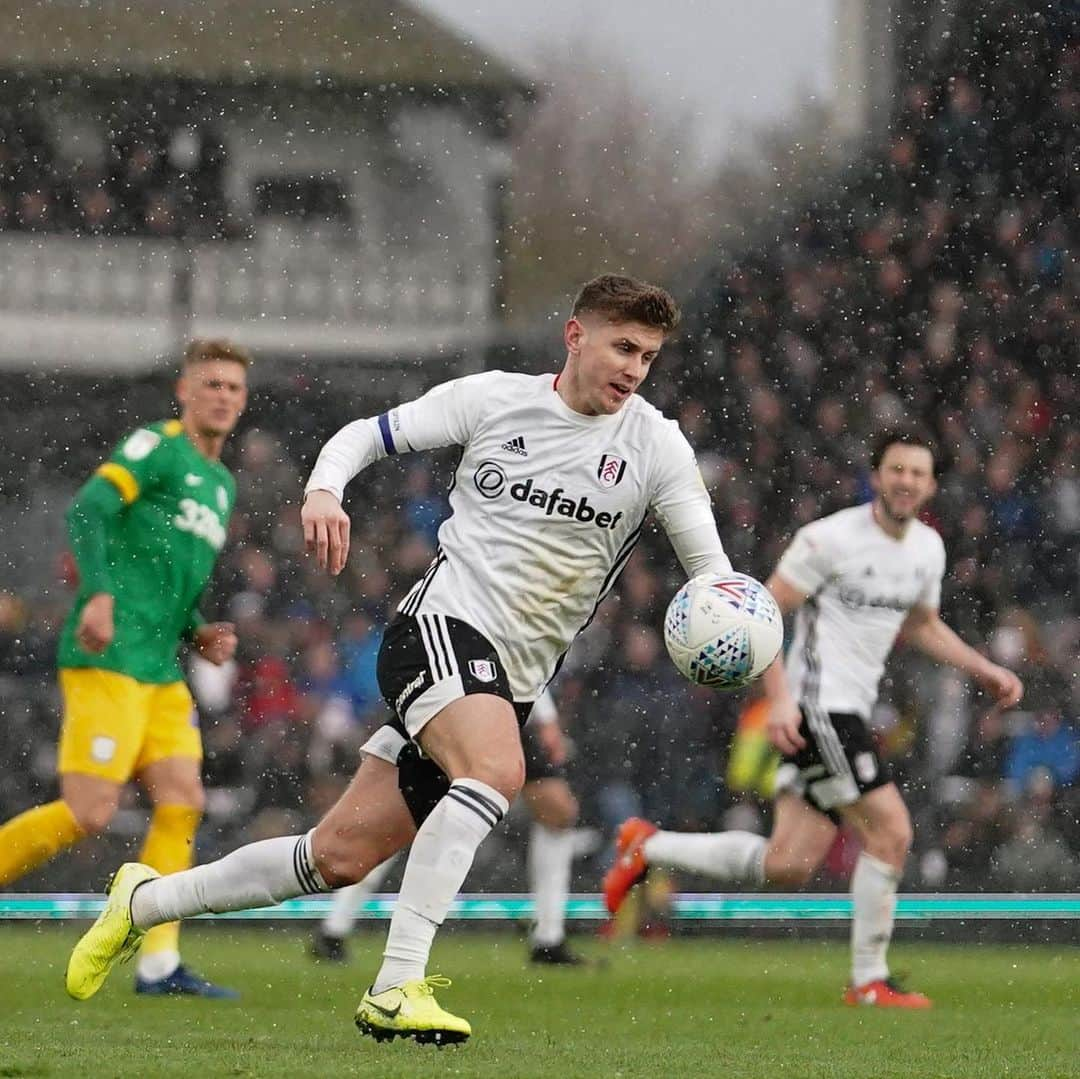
[663,572,784,690]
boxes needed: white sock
[851,851,900,986]
[643,830,766,885]
[372,779,508,994]
[528,823,574,948]
[131,831,329,929]
[136,948,180,982]
[322,853,401,939]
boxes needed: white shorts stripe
[418,614,447,680]
[808,703,854,781]
[431,614,459,677]
[805,704,838,775]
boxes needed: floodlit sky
[416,0,835,164]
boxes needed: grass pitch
[0,925,1076,1078]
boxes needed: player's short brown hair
[572,274,681,334]
[870,424,940,476]
[182,338,252,368]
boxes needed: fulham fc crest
[469,659,497,683]
[597,454,627,488]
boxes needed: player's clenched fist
[75,593,115,653]
[302,489,351,575]
[766,695,806,756]
[194,622,238,666]
[977,661,1024,711]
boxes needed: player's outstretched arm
[302,376,488,576]
[762,573,809,754]
[901,605,1024,709]
[649,426,733,580]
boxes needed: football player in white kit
[67,275,738,1043]
[604,428,1023,1008]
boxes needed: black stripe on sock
[446,790,499,829]
[292,837,313,894]
[450,783,504,824]
[293,836,320,895]
[292,837,309,893]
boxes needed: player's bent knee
[465,753,525,804]
[874,825,914,866]
[166,788,206,815]
[66,796,119,836]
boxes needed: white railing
[0,235,493,369]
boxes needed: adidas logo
[501,435,528,457]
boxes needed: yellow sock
[0,800,84,886]
[138,804,201,958]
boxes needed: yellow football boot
[66,862,159,1000]
[355,975,471,1045]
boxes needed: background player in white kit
[67,275,738,1045]
[310,689,589,966]
[605,428,1023,1008]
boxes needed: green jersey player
[0,338,248,997]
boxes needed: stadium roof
[0,0,530,94]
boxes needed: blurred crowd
[0,0,1077,894]
[666,0,1080,888]
[0,104,233,238]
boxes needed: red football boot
[843,977,932,1009]
[602,818,658,914]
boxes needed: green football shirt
[58,419,236,684]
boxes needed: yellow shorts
[57,668,202,783]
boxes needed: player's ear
[175,372,190,408]
[869,467,882,495]
[564,317,585,355]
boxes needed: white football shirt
[776,502,946,718]
[306,370,732,700]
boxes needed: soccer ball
[663,572,784,690]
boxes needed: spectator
[0,104,235,238]
[955,708,1010,784]
[337,611,385,726]
[238,654,299,733]
[1004,710,1080,793]
[991,795,1079,892]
